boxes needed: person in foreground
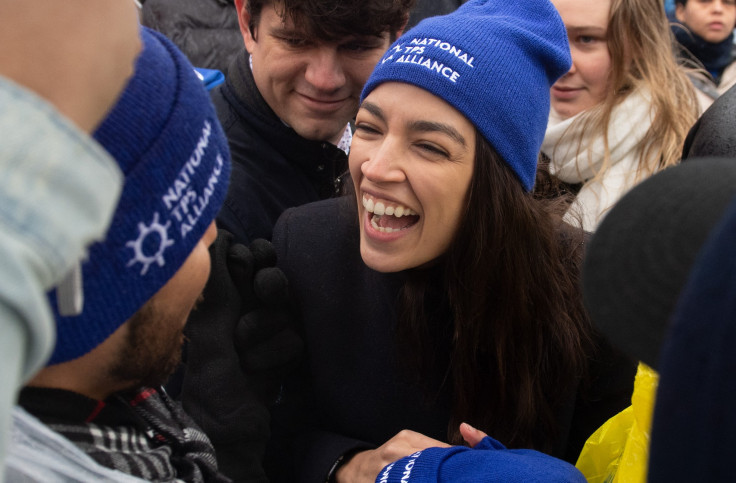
[0,0,141,473]
[9,27,234,482]
[580,157,736,481]
[268,0,636,481]
[542,0,699,231]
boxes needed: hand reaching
[336,430,450,483]
[460,422,487,448]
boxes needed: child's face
[550,0,612,119]
[676,0,736,44]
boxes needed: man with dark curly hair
[214,0,415,245]
[178,3,414,482]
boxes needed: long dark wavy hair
[396,132,594,451]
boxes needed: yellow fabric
[575,363,659,483]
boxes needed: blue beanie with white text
[361,0,571,191]
[47,27,231,364]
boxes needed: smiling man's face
[239,2,392,143]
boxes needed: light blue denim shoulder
[0,74,123,377]
[5,407,146,482]
[0,75,123,479]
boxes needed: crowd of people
[2,0,736,482]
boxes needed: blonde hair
[567,0,699,181]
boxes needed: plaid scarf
[19,386,232,482]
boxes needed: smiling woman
[267,0,637,482]
[350,83,475,272]
[542,0,699,232]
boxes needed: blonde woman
[542,0,700,231]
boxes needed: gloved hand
[232,238,304,400]
[180,229,303,482]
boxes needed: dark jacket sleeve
[265,207,374,482]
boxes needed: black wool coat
[266,195,637,482]
[212,50,348,244]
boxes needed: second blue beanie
[361,0,572,191]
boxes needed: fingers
[253,267,289,305]
[249,238,276,269]
[338,430,450,482]
[459,422,486,447]
[227,238,286,306]
[226,241,255,289]
[380,429,449,461]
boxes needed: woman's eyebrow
[409,120,467,147]
[359,101,385,121]
[360,101,467,147]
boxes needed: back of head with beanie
[47,27,231,365]
[360,0,571,191]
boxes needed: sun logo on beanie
[126,212,175,275]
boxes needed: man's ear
[234,0,257,52]
[388,14,410,42]
[396,15,410,39]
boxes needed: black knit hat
[583,158,736,369]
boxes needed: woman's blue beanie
[361,0,571,191]
[47,27,231,364]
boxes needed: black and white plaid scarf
[20,386,232,482]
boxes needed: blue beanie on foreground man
[8,27,236,482]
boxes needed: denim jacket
[0,76,122,473]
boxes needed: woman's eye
[354,123,381,135]
[417,143,449,158]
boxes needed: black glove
[233,238,303,399]
[180,230,303,482]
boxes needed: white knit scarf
[541,89,654,231]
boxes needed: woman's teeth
[363,195,419,233]
[362,195,417,217]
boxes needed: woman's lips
[551,85,582,100]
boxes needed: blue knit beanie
[47,27,231,365]
[361,0,571,191]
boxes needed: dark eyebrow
[359,101,468,147]
[359,101,385,121]
[408,120,467,147]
